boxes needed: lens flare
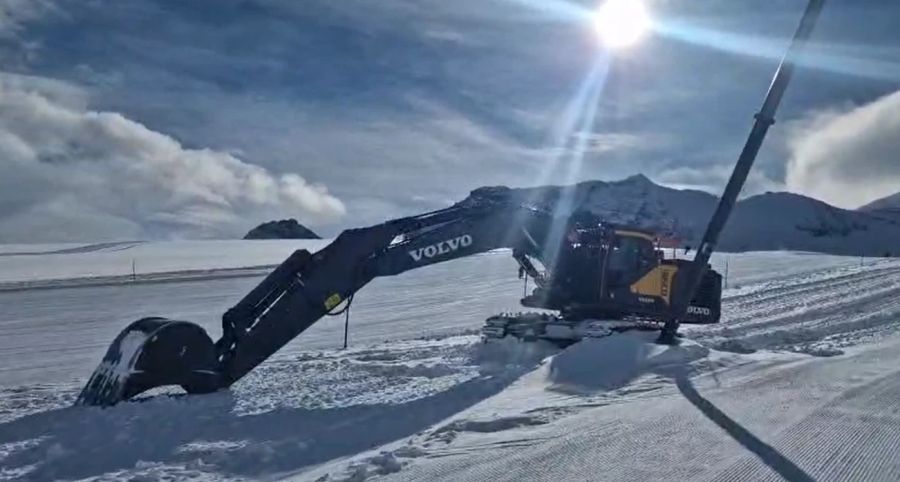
[595,0,651,49]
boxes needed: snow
[547,331,709,393]
[1,242,900,481]
[859,191,900,211]
[0,239,328,286]
[720,192,900,256]
[94,329,148,389]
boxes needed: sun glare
[594,0,651,50]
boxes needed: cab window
[608,235,657,280]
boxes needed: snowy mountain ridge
[859,192,900,226]
[462,175,900,257]
[860,191,900,212]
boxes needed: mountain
[243,219,321,240]
[858,192,900,226]
[859,192,900,212]
[460,175,900,257]
[721,192,894,255]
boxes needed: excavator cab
[605,229,659,288]
[521,223,721,325]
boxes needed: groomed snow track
[697,259,900,355]
[374,342,900,482]
[0,253,899,481]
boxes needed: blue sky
[0,0,898,241]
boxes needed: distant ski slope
[0,248,898,481]
[0,239,328,286]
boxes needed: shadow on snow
[546,332,814,482]
[0,346,548,481]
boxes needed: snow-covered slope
[1,247,900,481]
[463,176,900,256]
[310,332,900,482]
[859,192,900,226]
[721,192,898,255]
[859,191,900,212]
[0,239,328,289]
[463,175,716,241]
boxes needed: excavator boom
[77,201,559,406]
[659,0,825,342]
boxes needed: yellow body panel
[629,265,679,305]
[324,293,343,311]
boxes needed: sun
[594,0,651,50]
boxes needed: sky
[0,0,898,242]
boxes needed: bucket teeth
[76,321,153,406]
[76,317,220,407]
[77,361,133,406]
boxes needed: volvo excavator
[76,0,824,407]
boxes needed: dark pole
[660,0,826,343]
[343,306,350,349]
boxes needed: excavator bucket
[76,317,221,407]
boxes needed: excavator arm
[214,202,555,386]
[659,0,825,342]
[77,201,558,405]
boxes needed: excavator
[481,216,723,344]
[76,0,824,407]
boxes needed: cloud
[0,0,55,37]
[0,0,57,66]
[786,91,900,209]
[0,76,344,242]
[4,0,897,235]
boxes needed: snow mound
[329,449,411,482]
[548,331,710,393]
[339,451,403,481]
[433,415,549,436]
[712,339,758,354]
[470,337,558,373]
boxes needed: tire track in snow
[722,265,900,327]
[725,262,898,306]
[695,261,900,352]
[735,286,899,351]
[720,264,900,328]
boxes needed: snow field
[0,244,899,480]
[0,240,327,287]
